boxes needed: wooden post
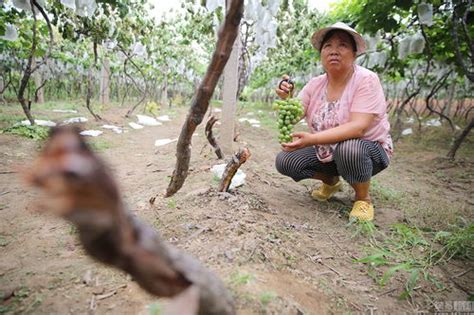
[221,0,240,155]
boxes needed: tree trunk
[18,0,53,123]
[122,47,148,118]
[162,74,169,107]
[447,117,473,160]
[0,75,4,102]
[165,0,244,197]
[99,57,110,105]
[393,89,420,142]
[25,126,235,315]
[442,81,456,117]
[32,59,44,104]
[86,42,102,120]
[451,2,474,82]
[424,70,455,130]
[18,2,39,125]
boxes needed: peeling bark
[24,126,235,315]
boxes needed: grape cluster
[272,98,304,143]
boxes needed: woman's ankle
[325,176,339,186]
[354,197,371,203]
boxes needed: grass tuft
[0,125,50,141]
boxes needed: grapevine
[272,98,304,144]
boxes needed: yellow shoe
[349,201,374,222]
[311,181,342,201]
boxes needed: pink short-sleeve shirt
[298,65,393,158]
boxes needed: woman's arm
[282,112,376,151]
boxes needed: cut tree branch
[205,115,224,159]
[165,0,244,197]
[24,126,235,315]
[218,147,250,192]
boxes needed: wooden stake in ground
[166,0,244,197]
[24,126,235,315]
[205,115,224,159]
[218,147,251,192]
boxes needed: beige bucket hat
[311,22,367,56]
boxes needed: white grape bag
[63,117,88,124]
[418,3,433,26]
[156,115,171,122]
[136,115,162,126]
[1,24,19,41]
[410,32,425,54]
[154,138,177,147]
[20,120,56,127]
[402,128,413,136]
[80,130,103,137]
[128,122,144,129]
[398,36,411,60]
[102,125,123,134]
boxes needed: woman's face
[320,31,356,74]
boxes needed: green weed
[348,220,377,239]
[1,125,50,140]
[354,222,473,299]
[404,201,466,232]
[212,174,221,185]
[370,179,403,203]
[259,291,277,306]
[0,235,9,247]
[145,101,161,117]
[166,198,177,209]
[68,224,78,236]
[88,139,112,152]
[0,113,24,127]
[170,94,189,107]
[0,305,12,314]
[23,294,43,313]
[153,217,166,230]
[147,301,163,315]
[229,271,255,286]
[0,286,31,313]
[434,223,474,260]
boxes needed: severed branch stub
[218,147,251,192]
[205,115,224,160]
[23,126,235,315]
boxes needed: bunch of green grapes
[272,98,304,143]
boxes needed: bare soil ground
[0,102,473,314]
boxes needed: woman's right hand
[275,74,293,99]
[281,132,315,152]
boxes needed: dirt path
[0,104,472,314]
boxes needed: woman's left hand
[281,132,315,152]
